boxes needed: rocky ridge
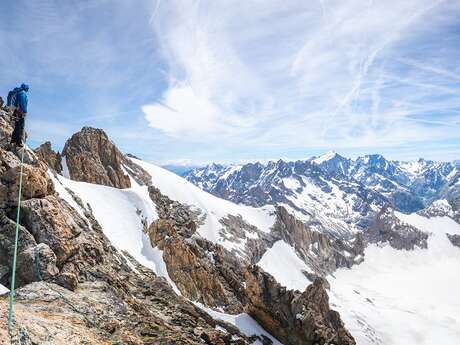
[146,185,356,345]
[0,111,265,344]
[365,205,428,250]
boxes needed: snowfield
[257,213,460,345]
[52,173,181,292]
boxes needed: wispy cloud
[143,0,460,159]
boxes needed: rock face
[366,205,428,250]
[146,186,356,344]
[34,141,62,173]
[147,186,247,313]
[245,267,355,345]
[62,127,131,188]
[271,207,365,275]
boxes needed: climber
[6,86,21,112]
[10,83,29,148]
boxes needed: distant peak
[312,151,339,164]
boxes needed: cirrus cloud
[143,0,460,159]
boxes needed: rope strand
[7,136,26,333]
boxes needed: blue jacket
[7,87,21,107]
[14,90,28,113]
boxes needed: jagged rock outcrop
[62,127,131,188]
[62,126,152,188]
[147,186,246,313]
[271,206,364,275]
[34,141,62,173]
[366,205,428,250]
[245,266,355,345]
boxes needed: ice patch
[61,155,70,178]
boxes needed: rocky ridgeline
[366,205,428,250]
[0,110,270,344]
[147,185,355,345]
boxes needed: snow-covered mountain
[185,152,459,236]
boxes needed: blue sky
[1,0,459,165]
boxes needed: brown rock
[62,127,131,189]
[0,149,54,209]
[34,141,62,173]
[245,266,355,345]
[20,196,85,265]
[366,205,428,250]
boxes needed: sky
[0,0,459,165]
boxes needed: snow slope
[131,158,276,253]
[256,213,460,345]
[51,173,179,290]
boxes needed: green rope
[7,142,26,333]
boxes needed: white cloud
[143,0,460,153]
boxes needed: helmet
[20,83,29,91]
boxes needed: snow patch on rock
[257,241,311,291]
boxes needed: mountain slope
[257,210,460,345]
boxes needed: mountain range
[184,152,460,237]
